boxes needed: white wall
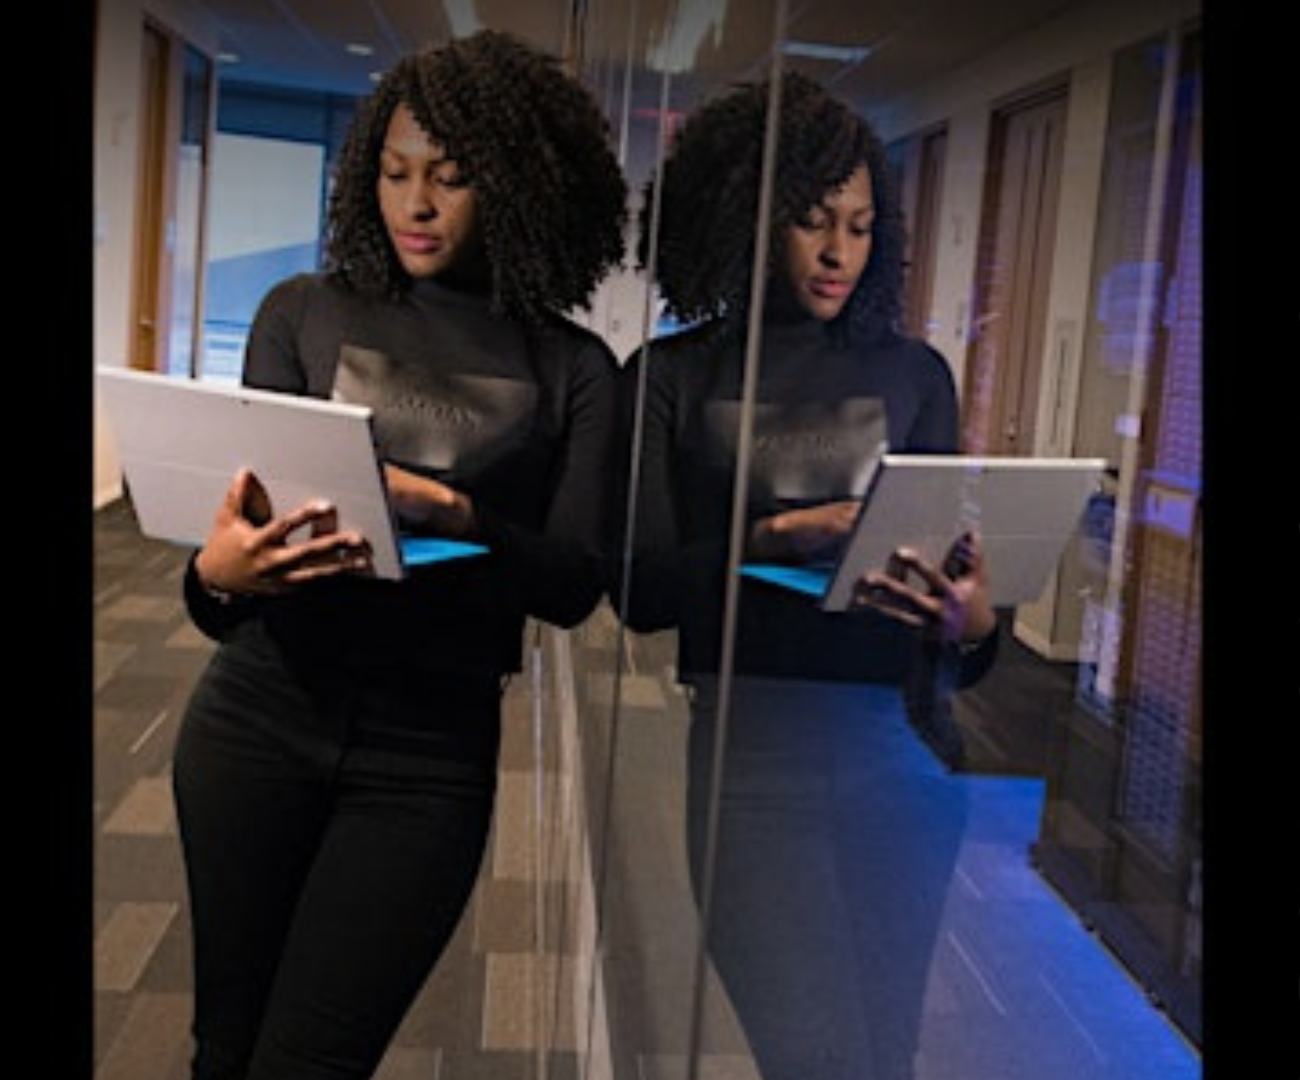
[94,0,221,508]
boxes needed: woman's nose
[406,182,438,218]
[819,224,853,266]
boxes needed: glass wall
[99,0,1204,1075]
[1034,23,1203,1041]
[584,0,1203,1076]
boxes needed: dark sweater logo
[705,396,887,503]
[332,344,536,477]
[753,430,850,461]
[386,395,483,430]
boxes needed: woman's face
[377,103,486,281]
[779,164,875,321]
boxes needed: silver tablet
[820,453,1107,609]
[97,366,407,580]
[741,453,1107,609]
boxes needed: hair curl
[641,71,906,344]
[327,29,628,324]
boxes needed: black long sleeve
[183,272,620,675]
[612,318,998,687]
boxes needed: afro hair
[327,29,628,324]
[641,71,906,343]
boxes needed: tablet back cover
[820,454,1106,610]
[97,367,405,580]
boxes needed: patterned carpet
[93,497,589,1079]
[93,495,1200,1079]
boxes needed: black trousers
[172,619,503,1080]
[685,676,969,1080]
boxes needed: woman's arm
[381,334,624,630]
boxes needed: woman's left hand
[383,463,477,537]
[850,530,997,647]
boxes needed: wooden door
[129,22,172,370]
[890,124,947,339]
[129,20,213,374]
[962,86,1068,455]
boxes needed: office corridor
[93,496,1200,1079]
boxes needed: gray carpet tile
[95,497,1199,1079]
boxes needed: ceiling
[194,0,1085,112]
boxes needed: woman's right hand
[193,468,373,597]
[746,500,861,563]
[851,530,998,647]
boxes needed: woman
[612,72,999,1079]
[172,30,627,1080]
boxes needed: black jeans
[685,676,969,1080]
[173,619,503,1080]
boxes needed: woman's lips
[808,277,851,299]
[396,232,443,256]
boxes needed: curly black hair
[326,29,628,324]
[642,71,906,344]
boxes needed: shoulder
[905,334,953,372]
[526,315,622,407]
[262,270,335,302]
[870,330,956,386]
[646,320,720,359]
[531,313,619,369]
[626,321,725,379]
[254,271,345,320]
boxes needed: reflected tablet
[742,453,1107,609]
[97,367,416,578]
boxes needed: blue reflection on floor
[915,773,1200,1080]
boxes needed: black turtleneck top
[183,271,621,679]
[613,316,998,686]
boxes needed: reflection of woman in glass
[613,72,999,1079]
[172,30,627,1080]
